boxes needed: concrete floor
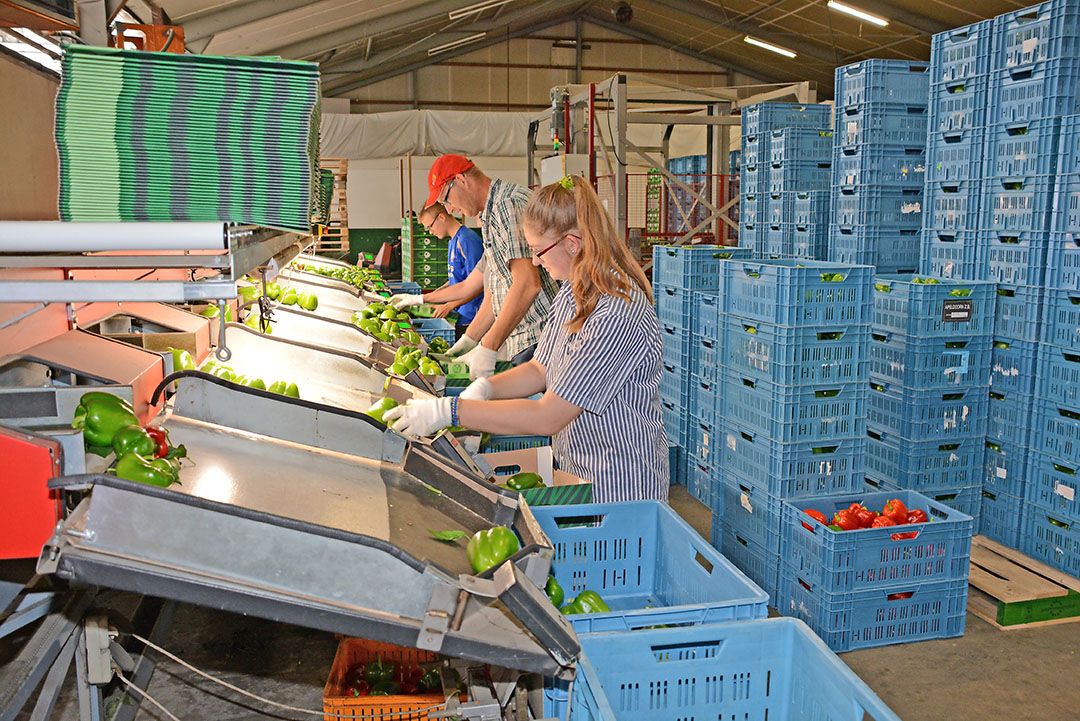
[9,486,1079,721]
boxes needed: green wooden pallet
[968,535,1080,629]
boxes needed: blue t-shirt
[449,225,484,325]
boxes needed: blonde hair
[524,178,652,333]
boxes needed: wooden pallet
[316,157,349,253]
[968,535,1080,630]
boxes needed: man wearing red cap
[390,154,558,379]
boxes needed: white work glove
[389,294,424,310]
[447,334,478,357]
[460,344,498,380]
[459,377,493,401]
[384,396,452,439]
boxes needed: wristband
[450,396,460,427]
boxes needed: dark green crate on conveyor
[55,45,321,234]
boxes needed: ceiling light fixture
[447,0,515,20]
[743,35,797,58]
[428,32,488,56]
[827,1,889,27]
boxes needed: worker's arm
[463,292,495,340]
[459,390,580,437]
[477,258,541,352]
[484,359,547,398]
[422,264,484,304]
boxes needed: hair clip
[558,175,575,191]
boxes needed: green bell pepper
[364,397,399,425]
[560,589,611,615]
[505,472,544,491]
[280,287,298,306]
[545,575,564,607]
[364,657,396,685]
[72,392,138,448]
[112,424,157,458]
[298,291,319,311]
[115,451,178,487]
[167,347,196,372]
[466,526,521,574]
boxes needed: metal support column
[613,74,628,240]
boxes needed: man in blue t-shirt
[412,202,484,335]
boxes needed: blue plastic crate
[714,525,781,602]
[990,337,1039,395]
[987,387,1035,446]
[723,259,874,325]
[869,331,991,389]
[835,59,929,107]
[567,618,903,721]
[688,414,722,469]
[1037,342,1080,406]
[833,145,926,190]
[829,226,922,273]
[717,475,784,553]
[777,571,968,653]
[995,284,1044,341]
[769,127,833,164]
[660,322,691,368]
[866,428,984,490]
[741,138,764,170]
[984,174,1055,233]
[1058,113,1080,175]
[929,79,989,133]
[931,19,993,84]
[387,280,422,294]
[668,443,688,486]
[1053,179,1080,237]
[654,284,691,328]
[762,226,796,258]
[868,381,988,440]
[985,118,1062,178]
[480,433,550,452]
[1042,287,1080,351]
[661,398,688,446]
[981,229,1050,285]
[835,103,930,148]
[793,190,832,225]
[765,192,795,225]
[688,457,720,509]
[768,161,832,194]
[872,274,996,337]
[720,421,866,498]
[1031,400,1080,466]
[692,335,721,384]
[742,101,831,139]
[724,316,869,387]
[983,438,1030,497]
[659,361,689,405]
[792,223,829,261]
[531,501,768,633]
[725,373,868,444]
[781,489,974,593]
[911,483,983,518]
[988,63,1080,125]
[993,0,1080,71]
[925,129,986,182]
[920,228,982,280]
[923,179,980,232]
[688,375,720,431]
[1021,502,1080,577]
[691,292,721,339]
[652,244,751,290]
[833,186,924,230]
[979,489,1024,547]
[1025,449,1080,518]
[411,316,454,343]
[740,193,762,225]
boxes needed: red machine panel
[0,425,62,559]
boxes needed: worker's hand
[447,334,478,357]
[460,344,498,380]
[389,294,424,310]
[433,301,460,319]
[458,377,493,401]
[384,397,452,439]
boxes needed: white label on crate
[996,466,1008,479]
[727,433,738,452]
[741,492,754,514]
[1022,37,1039,54]
[1055,483,1076,502]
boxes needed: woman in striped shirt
[386,176,669,502]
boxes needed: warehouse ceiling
[162,0,1029,96]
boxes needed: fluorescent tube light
[448,0,515,20]
[743,35,797,59]
[428,32,488,56]
[827,1,889,27]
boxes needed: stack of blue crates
[829,60,929,272]
[866,275,996,525]
[740,103,831,257]
[707,259,872,600]
[921,20,993,279]
[764,128,833,259]
[666,155,708,234]
[652,244,752,491]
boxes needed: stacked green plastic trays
[56,45,321,233]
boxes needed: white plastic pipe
[0,222,229,253]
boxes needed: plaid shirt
[480,178,559,356]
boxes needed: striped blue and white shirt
[534,283,669,503]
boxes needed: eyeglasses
[421,213,442,233]
[439,178,456,205]
[532,233,579,259]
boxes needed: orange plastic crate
[323,638,448,721]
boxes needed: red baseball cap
[425,154,475,209]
